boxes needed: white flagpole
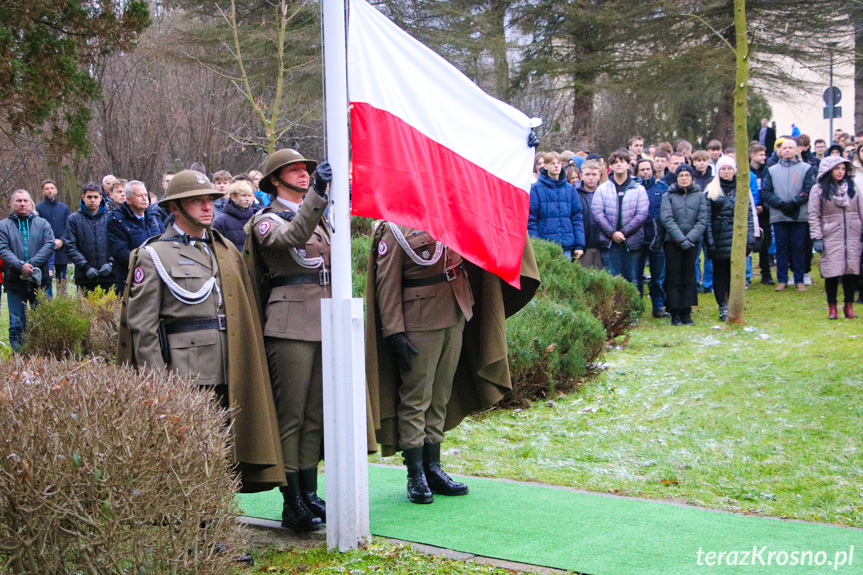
[321,0,371,552]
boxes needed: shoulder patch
[258,221,271,235]
[133,267,145,284]
[378,240,388,256]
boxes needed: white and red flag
[348,0,535,287]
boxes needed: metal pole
[321,0,371,553]
[829,48,835,142]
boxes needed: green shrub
[503,297,606,407]
[23,287,90,357]
[0,357,245,574]
[352,234,372,299]
[530,238,644,339]
[82,286,122,360]
[23,286,123,360]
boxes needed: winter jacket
[693,168,714,193]
[637,176,668,249]
[212,199,256,251]
[107,202,166,290]
[706,177,755,261]
[761,158,816,224]
[808,156,863,278]
[591,177,649,249]
[659,184,709,248]
[34,197,71,266]
[750,163,768,203]
[575,182,603,249]
[254,190,271,208]
[528,170,585,251]
[65,199,113,285]
[0,212,55,293]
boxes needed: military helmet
[259,148,317,196]
[158,169,225,209]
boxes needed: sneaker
[652,308,671,319]
[760,277,775,286]
[775,283,787,292]
[803,273,813,286]
[797,283,807,292]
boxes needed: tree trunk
[710,88,735,147]
[489,0,510,102]
[727,0,749,324]
[571,85,594,150]
[854,2,863,134]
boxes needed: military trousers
[397,314,466,450]
[265,338,323,473]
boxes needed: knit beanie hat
[675,164,696,177]
[715,156,737,173]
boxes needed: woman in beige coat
[808,155,863,319]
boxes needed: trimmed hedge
[0,357,245,574]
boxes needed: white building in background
[766,52,855,142]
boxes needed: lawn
[373,269,863,528]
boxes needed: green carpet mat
[238,465,862,574]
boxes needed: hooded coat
[365,227,540,456]
[527,169,585,251]
[808,155,863,278]
[116,229,286,492]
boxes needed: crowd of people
[528,125,863,323]
[0,165,271,348]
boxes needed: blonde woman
[703,157,754,321]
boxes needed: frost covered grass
[257,539,567,574]
[374,271,863,528]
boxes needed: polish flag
[348,0,535,288]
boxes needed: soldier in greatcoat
[369,223,475,503]
[117,170,285,495]
[244,149,332,531]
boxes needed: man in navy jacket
[34,179,71,295]
[107,180,165,294]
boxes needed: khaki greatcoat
[117,228,286,492]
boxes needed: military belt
[165,314,227,335]
[402,263,464,288]
[270,272,330,287]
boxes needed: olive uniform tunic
[373,223,474,450]
[245,191,330,473]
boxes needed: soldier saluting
[244,149,332,532]
[117,170,285,494]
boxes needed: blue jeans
[773,222,806,284]
[7,289,37,351]
[746,256,752,283]
[637,248,666,310]
[47,264,68,298]
[562,249,572,260]
[695,243,713,289]
[601,243,640,284]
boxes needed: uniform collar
[276,196,301,212]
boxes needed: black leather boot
[280,472,322,532]
[423,443,469,496]
[681,307,695,325]
[298,467,326,522]
[403,446,433,504]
